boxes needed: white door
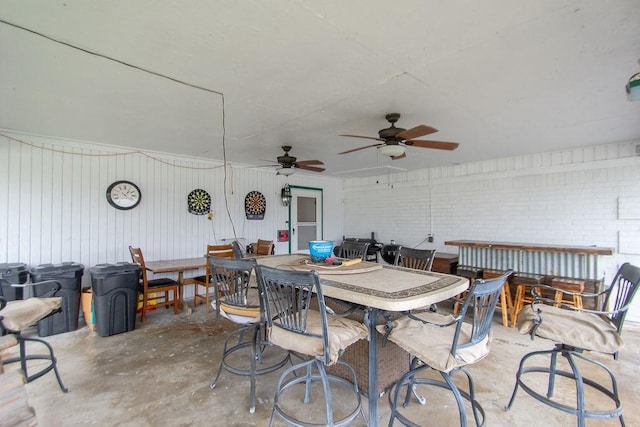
[290,188,322,253]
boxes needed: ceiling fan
[339,113,459,160]
[265,145,325,176]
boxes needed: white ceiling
[1,1,639,177]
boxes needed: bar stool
[452,266,483,315]
[510,273,547,327]
[550,277,585,309]
[483,269,514,327]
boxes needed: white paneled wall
[343,140,640,322]
[0,131,344,297]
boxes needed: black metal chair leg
[4,335,69,393]
[547,347,558,398]
[440,371,468,427]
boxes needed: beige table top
[257,254,468,312]
[144,257,206,273]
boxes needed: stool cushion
[269,309,367,365]
[377,311,491,374]
[215,291,262,324]
[1,298,62,331]
[518,304,623,354]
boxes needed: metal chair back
[394,247,436,271]
[602,262,640,333]
[255,265,330,365]
[206,256,258,319]
[339,241,370,261]
[452,270,513,354]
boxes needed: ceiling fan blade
[396,125,438,140]
[295,159,324,167]
[339,143,383,155]
[296,164,325,173]
[391,152,407,160]
[405,139,459,150]
[339,134,385,142]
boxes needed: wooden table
[144,257,206,310]
[257,254,469,426]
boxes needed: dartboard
[188,189,211,215]
[245,191,266,220]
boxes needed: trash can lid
[89,262,141,277]
[0,263,28,275]
[30,262,85,275]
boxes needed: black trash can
[30,262,85,337]
[0,262,29,300]
[90,263,141,337]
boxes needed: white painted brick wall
[344,141,640,323]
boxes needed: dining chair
[338,241,369,261]
[192,244,235,312]
[393,247,436,271]
[128,246,179,322]
[254,239,274,256]
[394,246,438,312]
[506,262,640,426]
[230,240,245,259]
[255,265,368,426]
[207,256,289,414]
[0,282,68,392]
[379,270,512,427]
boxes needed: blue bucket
[309,241,334,263]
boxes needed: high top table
[257,254,469,426]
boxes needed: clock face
[106,181,141,210]
[188,189,211,215]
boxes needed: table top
[257,254,468,312]
[444,239,614,255]
[144,257,206,273]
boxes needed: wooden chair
[192,244,234,312]
[254,239,274,256]
[128,246,179,322]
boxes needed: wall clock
[106,180,141,210]
[245,191,266,220]
[188,189,211,215]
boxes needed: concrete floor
[5,302,640,426]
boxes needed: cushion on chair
[1,298,62,332]
[269,309,368,365]
[377,311,491,374]
[191,275,208,283]
[517,304,624,354]
[216,291,262,324]
[147,278,178,287]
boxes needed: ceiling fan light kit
[378,144,406,157]
[338,112,459,159]
[266,145,324,175]
[277,167,295,176]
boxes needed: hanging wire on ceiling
[0,18,240,242]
